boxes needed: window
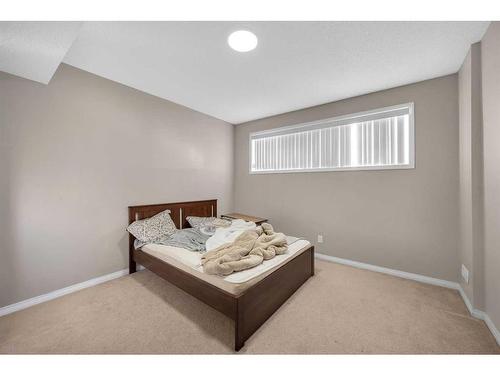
[249,103,414,173]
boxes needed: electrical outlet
[461,264,469,284]
[317,234,323,243]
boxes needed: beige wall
[481,22,500,332]
[458,43,484,309]
[234,75,460,281]
[0,64,234,307]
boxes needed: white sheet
[205,219,256,251]
[142,237,310,284]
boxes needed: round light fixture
[227,30,258,52]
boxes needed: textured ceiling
[0,22,82,84]
[1,21,490,123]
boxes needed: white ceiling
[0,22,82,84]
[1,22,490,123]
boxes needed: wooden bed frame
[128,199,314,351]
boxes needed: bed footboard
[234,245,314,351]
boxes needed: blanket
[157,228,210,252]
[134,228,210,252]
[201,223,288,276]
[205,219,256,251]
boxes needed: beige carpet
[0,260,498,354]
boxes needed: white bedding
[142,237,310,284]
[205,219,256,251]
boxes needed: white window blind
[250,103,414,173]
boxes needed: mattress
[141,238,311,296]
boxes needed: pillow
[186,216,231,229]
[127,209,177,243]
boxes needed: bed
[128,199,314,351]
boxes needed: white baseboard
[457,285,500,346]
[483,313,500,346]
[1,253,498,348]
[316,252,500,346]
[0,268,130,317]
[457,286,483,319]
[315,252,459,289]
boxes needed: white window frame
[249,102,415,174]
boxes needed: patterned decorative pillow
[127,209,177,243]
[186,216,231,229]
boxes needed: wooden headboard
[128,199,217,273]
[128,199,217,229]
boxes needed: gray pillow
[186,216,231,229]
[127,209,177,243]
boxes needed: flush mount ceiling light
[227,30,258,52]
